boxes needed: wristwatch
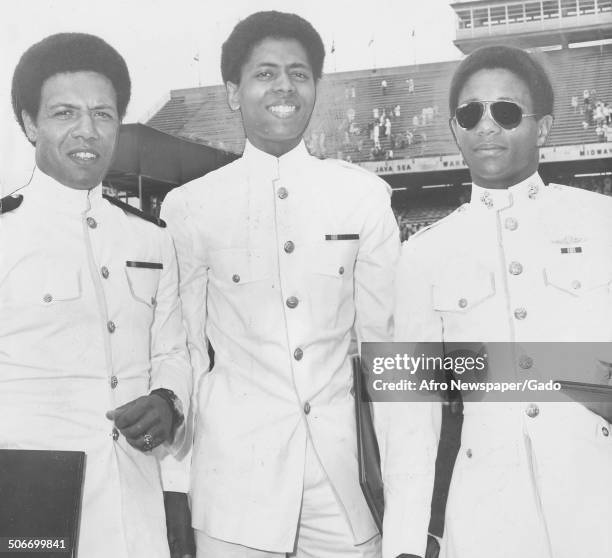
[151,388,184,434]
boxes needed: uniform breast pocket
[309,241,359,328]
[0,262,83,321]
[125,262,162,308]
[432,271,496,314]
[544,261,612,298]
[209,248,270,286]
[432,268,496,339]
[37,268,81,306]
[311,241,358,279]
[208,248,276,336]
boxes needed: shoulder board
[0,194,23,215]
[103,194,166,227]
[409,204,468,241]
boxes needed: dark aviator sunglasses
[453,100,537,131]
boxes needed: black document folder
[352,355,384,533]
[0,449,85,558]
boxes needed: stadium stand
[147,44,612,163]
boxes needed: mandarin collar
[242,140,310,180]
[23,168,103,213]
[471,172,545,211]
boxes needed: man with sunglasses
[393,45,612,558]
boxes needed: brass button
[232,274,240,283]
[504,217,518,231]
[286,296,299,309]
[112,427,120,441]
[294,347,303,361]
[602,426,610,437]
[303,402,311,415]
[338,266,345,275]
[518,355,533,369]
[107,321,116,333]
[110,376,118,389]
[466,448,473,458]
[42,293,53,303]
[571,280,581,290]
[509,261,523,275]
[458,298,468,309]
[514,307,527,320]
[525,404,539,418]
[277,187,288,199]
[284,241,295,254]
[86,217,97,229]
[101,266,110,279]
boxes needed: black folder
[352,355,384,533]
[0,449,85,558]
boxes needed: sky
[0,0,462,189]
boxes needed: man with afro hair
[2,32,193,558]
[162,10,406,558]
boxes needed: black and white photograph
[1,1,611,557]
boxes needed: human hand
[106,394,173,451]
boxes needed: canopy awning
[104,123,237,195]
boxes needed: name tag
[126,261,163,269]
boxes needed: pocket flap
[433,272,495,313]
[544,263,612,295]
[40,268,82,304]
[311,242,358,278]
[209,249,270,285]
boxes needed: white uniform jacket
[0,170,192,558]
[394,173,612,558]
[161,141,400,552]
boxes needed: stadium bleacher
[147,44,612,162]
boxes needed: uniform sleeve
[158,187,211,492]
[353,179,400,345]
[148,226,192,454]
[377,239,442,558]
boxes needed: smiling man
[1,33,192,558]
[394,45,612,557]
[161,10,400,558]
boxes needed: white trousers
[195,440,381,558]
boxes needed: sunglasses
[453,101,537,131]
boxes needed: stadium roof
[105,123,237,195]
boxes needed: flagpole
[368,36,376,71]
[193,52,201,87]
[331,39,337,72]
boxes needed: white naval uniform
[0,170,192,558]
[394,173,612,558]
[161,141,400,556]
